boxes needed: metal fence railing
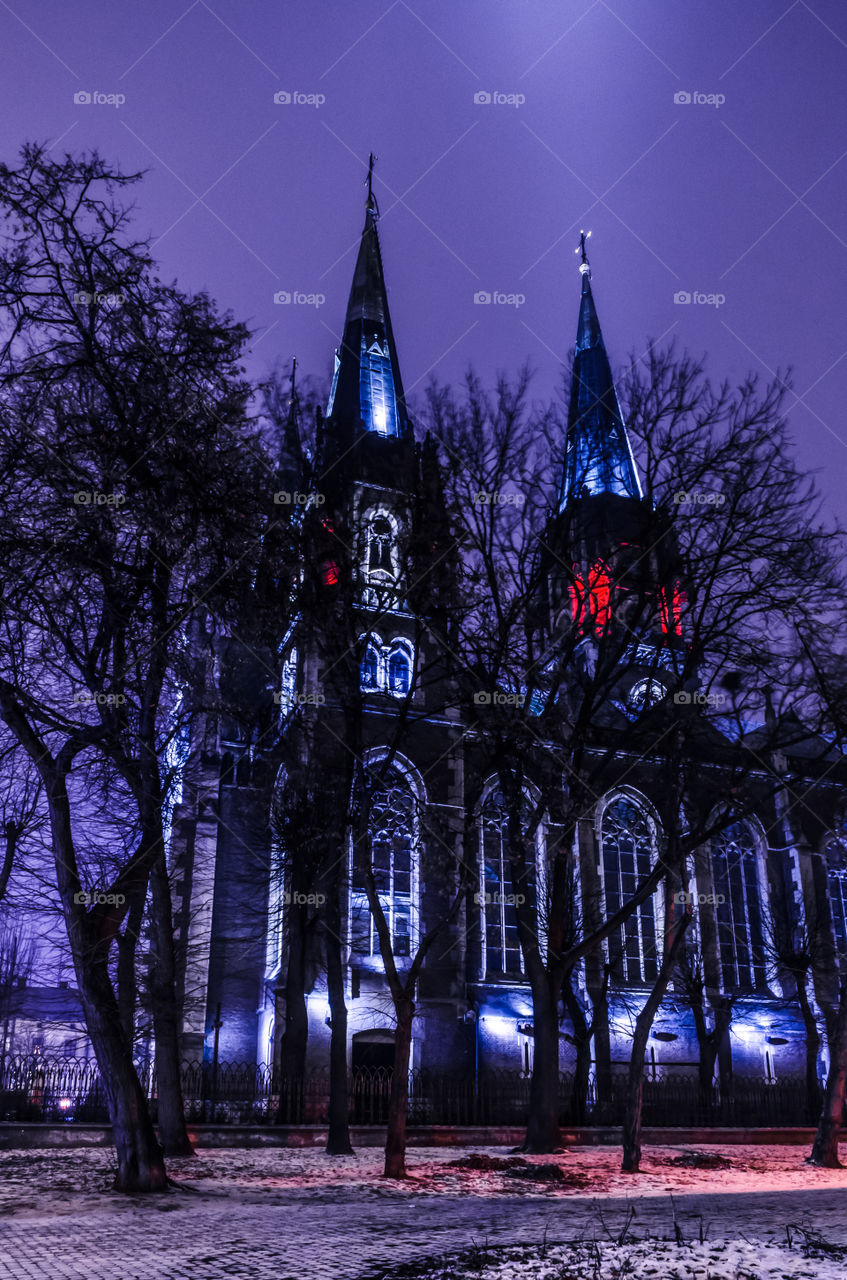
[0,1054,823,1128]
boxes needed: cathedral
[169,169,847,1109]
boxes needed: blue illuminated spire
[326,155,409,438]
[558,232,642,511]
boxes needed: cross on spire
[576,229,592,276]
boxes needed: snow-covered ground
[0,1141,846,1211]
[384,1236,847,1280]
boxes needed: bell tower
[540,234,683,709]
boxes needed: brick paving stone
[0,1187,845,1279]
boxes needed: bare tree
[424,348,844,1160]
[0,145,264,1188]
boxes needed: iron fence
[0,1054,824,1128]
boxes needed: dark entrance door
[351,1033,394,1123]
[352,1039,395,1072]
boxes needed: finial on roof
[576,229,592,277]
[366,152,378,217]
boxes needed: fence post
[208,1004,222,1124]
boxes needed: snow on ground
[0,1142,845,1213]
[381,1236,847,1280]
[167,1140,847,1199]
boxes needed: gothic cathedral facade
[170,175,847,1093]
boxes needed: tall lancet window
[351,768,419,962]
[824,829,847,953]
[601,795,660,984]
[367,515,395,579]
[479,789,539,976]
[360,335,399,436]
[711,822,767,991]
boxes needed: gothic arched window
[711,822,767,991]
[366,514,395,581]
[351,768,419,962]
[479,789,539,976]
[360,335,399,437]
[601,795,660,984]
[361,637,381,690]
[359,635,414,697]
[386,642,412,696]
[824,833,847,953]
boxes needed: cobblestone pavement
[1,1185,846,1280]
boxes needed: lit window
[601,796,660,984]
[367,515,395,580]
[361,638,381,690]
[628,677,666,712]
[387,644,412,695]
[825,833,847,953]
[479,789,539,976]
[711,822,767,991]
[359,635,414,697]
[360,336,399,437]
[351,771,418,960]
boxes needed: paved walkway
[1,1185,846,1280]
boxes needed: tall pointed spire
[326,154,410,439]
[559,232,642,512]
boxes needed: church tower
[540,234,683,712]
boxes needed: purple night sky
[1,1,845,520]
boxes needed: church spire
[325,154,410,439]
[558,232,642,512]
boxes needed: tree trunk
[42,760,168,1192]
[324,909,353,1155]
[384,995,414,1179]
[621,914,692,1173]
[689,988,714,1107]
[116,886,146,1047]
[562,975,590,1125]
[79,959,167,1191]
[149,847,194,1157]
[278,901,309,1105]
[587,974,612,1108]
[796,976,822,1125]
[522,972,561,1152]
[809,979,847,1168]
